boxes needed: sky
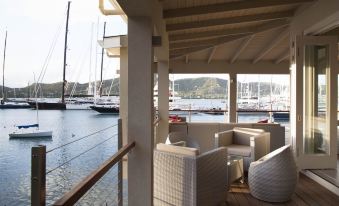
[0,0,126,88]
[0,0,289,88]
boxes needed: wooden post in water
[118,118,123,206]
[31,145,46,206]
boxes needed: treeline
[1,77,287,99]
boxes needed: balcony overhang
[97,35,127,57]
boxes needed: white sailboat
[9,76,53,138]
[9,124,52,138]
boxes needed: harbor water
[0,99,289,205]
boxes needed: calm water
[0,99,290,205]
[0,109,119,205]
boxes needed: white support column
[120,47,128,146]
[228,73,237,122]
[127,16,154,206]
[157,61,169,144]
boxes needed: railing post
[31,145,46,206]
[188,104,191,122]
[118,119,123,206]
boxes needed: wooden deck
[227,173,339,206]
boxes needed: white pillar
[120,47,128,146]
[157,61,169,144]
[127,16,154,206]
[228,73,237,122]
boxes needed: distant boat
[90,104,119,114]
[273,112,289,120]
[65,98,94,110]
[0,102,30,109]
[9,124,52,138]
[0,31,30,109]
[29,2,71,110]
[203,108,224,115]
[28,101,66,110]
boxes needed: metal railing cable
[75,163,121,205]
[46,123,118,154]
[46,134,117,175]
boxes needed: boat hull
[90,106,119,114]
[0,103,30,109]
[28,102,66,110]
[9,131,53,138]
[273,112,290,120]
[66,103,93,110]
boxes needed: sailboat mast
[99,22,106,97]
[2,30,7,104]
[62,1,71,104]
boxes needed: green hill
[1,77,286,99]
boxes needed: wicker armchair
[215,127,270,171]
[248,145,297,202]
[154,143,228,206]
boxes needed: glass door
[296,35,337,169]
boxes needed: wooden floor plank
[300,174,339,205]
[226,173,339,206]
[298,175,333,205]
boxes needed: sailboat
[28,1,71,110]
[0,31,30,109]
[89,22,119,115]
[9,77,52,138]
[9,124,52,138]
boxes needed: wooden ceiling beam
[166,11,294,32]
[170,19,289,50]
[170,34,248,50]
[252,27,289,63]
[170,35,248,59]
[169,26,253,42]
[207,47,217,64]
[275,49,290,64]
[163,0,313,19]
[230,34,255,64]
[169,20,291,59]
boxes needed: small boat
[203,108,224,115]
[273,112,290,120]
[28,101,66,110]
[90,104,119,114]
[0,101,31,109]
[9,124,52,138]
[0,31,31,109]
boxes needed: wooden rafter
[170,19,291,59]
[230,35,255,64]
[170,34,248,50]
[170,35,248,59]
[163,0,313,19]
[166,11,294,32]
[252,27,289,63]
[169,19,289,42]
[275,49,290,64]
[208,47,217,64]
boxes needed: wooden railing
[53,141,135,206]
[31,119,135,206]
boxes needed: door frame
[295,35,338,169]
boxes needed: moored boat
[90,105,119,114]
[0,101,30,109]
[9,124,52,138]
[273,112,289,120]
[28,101,66,110]
[202,108,224,115]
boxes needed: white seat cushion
[226,144,251,157]
[156,143,199,156]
